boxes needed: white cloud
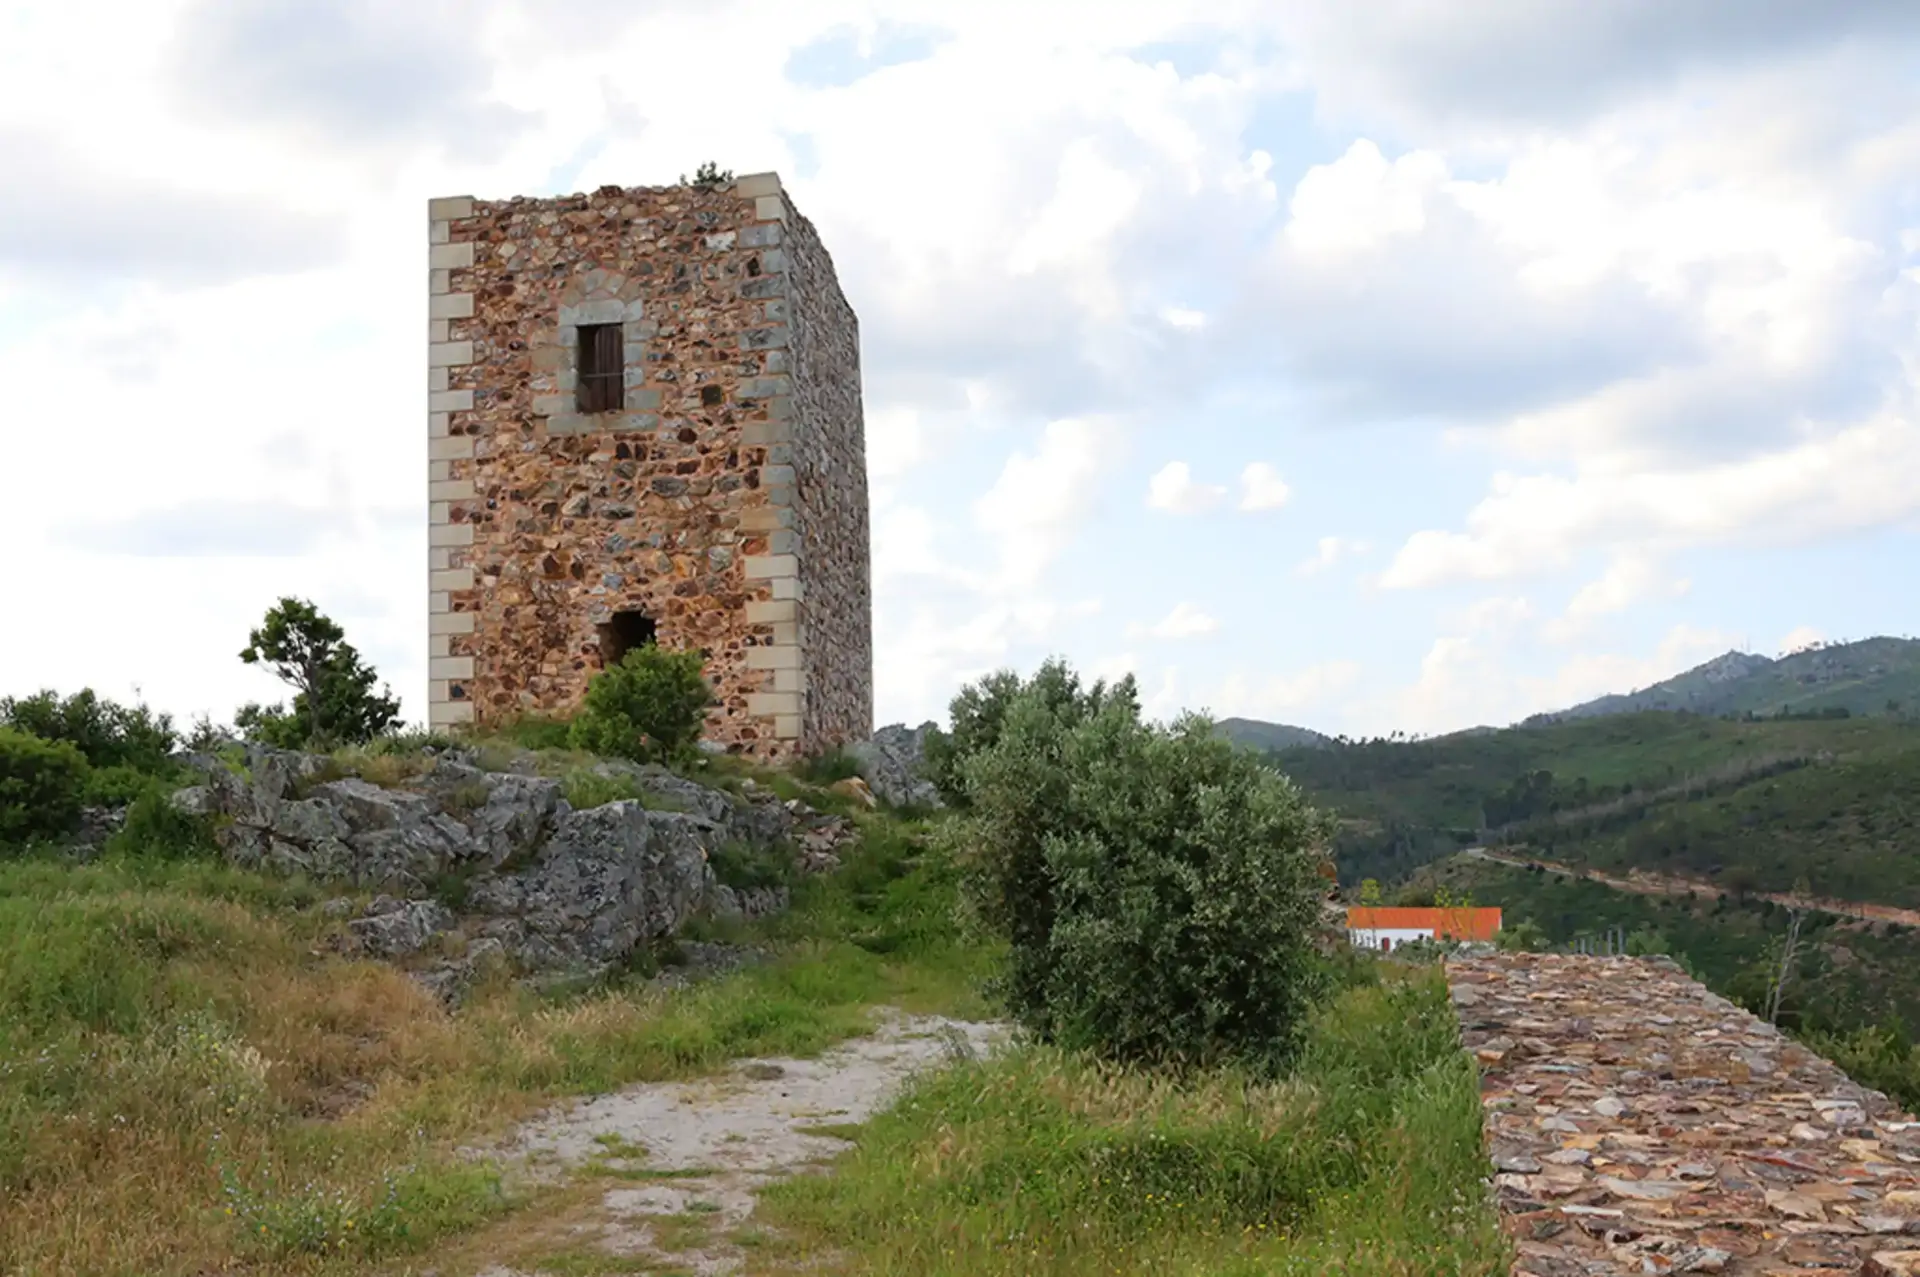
[1542,552,1691,641]
[1202,662,1364,722]
[1381,410,1920,589]
[1127,601,1220,641]
[1383,614,1738,736]
[1160,305,1208,329]
[973,416,1117,591]
[1297,535,1369,575]
[1777,625,1825,655]
[1283,139,1450,259]
[1145,461,1226,514]
[1238,461,1292,511]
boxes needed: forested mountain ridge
[1526,636,1920,724]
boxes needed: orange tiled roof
[1346,906,1503,941]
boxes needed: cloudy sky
[3,0,1917,738]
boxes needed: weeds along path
[445,1011,1010,1277]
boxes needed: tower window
[576,323,624,413]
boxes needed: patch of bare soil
[453,1011,1009,1277]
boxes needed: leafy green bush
[568,645,713,763]
[0,726,88,847]
[104,787,217,861]
[945,661,1336,1073]
[0,688,176,772]
[1805,1021,1920,1110]
[79,763,158,808]
[923,658,1101,807]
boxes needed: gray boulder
[349,896,455,958]
[849,722,944,809]
[466,800,717,968]
[175,746,827,975]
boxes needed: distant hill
[1528,637,1920,725]
[1263,709,1920,906]
[1213,717,1333,752]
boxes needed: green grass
[0,807,986,1276]
[0,747,1505,1275]
[752,970,1508,1276]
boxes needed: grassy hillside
[0,732,1506,1276]
[1530,636,1920,723]
[1268,711,1920,900]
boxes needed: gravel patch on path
[468,1011,1010,1276]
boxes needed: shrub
[0,726,88,847]
[104,787,217,861]
[922,658,1109,807]
[946,660,1335,1073]
[568,645,713,764]
[0,687,176,772]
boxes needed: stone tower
[424,173,872,760]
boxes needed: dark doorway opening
[597,610,656,668]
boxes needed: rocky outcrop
[176,745,856,982]
[849,722,943,809]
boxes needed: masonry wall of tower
[782,209,872,752]
[423,174,871,760]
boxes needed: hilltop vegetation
[0,643,1507,1276]
[1528,635,1920,723]
[1267,710,1920,903]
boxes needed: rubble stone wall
[423,174,871,759]
[783,200,872,752]
[1449,952,1920,1275]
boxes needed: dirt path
[1462,846,1920,928]
[450,1011,1010,1277]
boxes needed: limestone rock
[173,746,836,975]
[849,722,943,809]
[349,896,455,958]
[464,801,717,969]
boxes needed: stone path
[464,1011,1009,1276]
[1447,952,1920,1276]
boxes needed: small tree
[239,598,400,748]
[923,657,1132,807]
[947,661,1335,1074]
[1358,877,1383,950]
[568,645,714,764]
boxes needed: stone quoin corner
[425,173,873,760]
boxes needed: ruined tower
[424,173,872,759]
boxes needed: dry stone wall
[1449,952,1920,1276]
[424,174,871,759]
